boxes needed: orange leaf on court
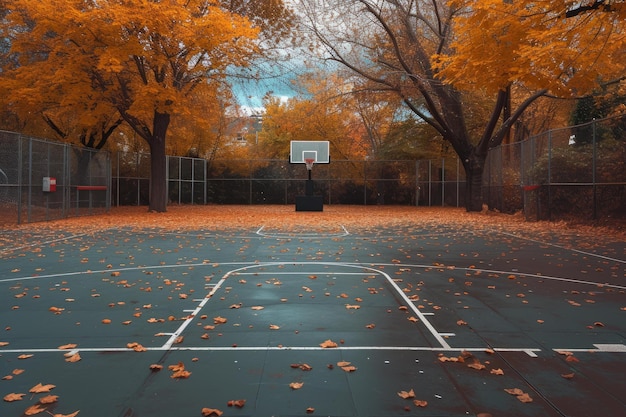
[18,354,34,359]
[65,353,81,363]
[38,395,59,404]
[289,382,304,390]
[397,389,415,399]
[3,392,25,402]
[24,403,48,415]
[58,344,77,350]
[201,408,223,416]
[227,399,246,408]
[413,399,428,407]
[50,412,80,417]
[319,339,338,348]
[29,383,56,393]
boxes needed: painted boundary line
[3,261,625,357]
[256,225,350,238]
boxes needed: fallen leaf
[24,403,48,415]
[227,399,246,408]
[201,408,223,416]
[18,354,34,359]
[397,389,415,399]
[306,407,315,413]
[29,383,56,393]
[38,395,59,404]
[213,316,227,324]
[413,399,428,407]
[319,339,338,348]
[289,382,304,390]
[490,368,505,375]
[269,324,280,330]
[149,364,163,371]
[3,392,25,402]
[65,353,81,363]
[50,412,80,417]
[561,373,575,379]
[251,306,264,310]
[58,344,78,350]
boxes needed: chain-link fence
[484,115,626,220]
[3,115,623,225]
[111,151,463,207]
[0,131,111,225]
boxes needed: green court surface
[1,207,625,417]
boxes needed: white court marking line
[554,344,626,353]
[0,232,91,256]
[214,262,453,349]
[368,262,626,291]
[0,346,541,355]
[497,231,626,265]
[256,225,350,238]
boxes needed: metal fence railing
[484,115,626,220]
[0,131,111,225]
[2,114,624,225]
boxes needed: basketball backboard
[289,141,330,164]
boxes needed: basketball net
[304,158,315,171]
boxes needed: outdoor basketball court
[1,206,625,417]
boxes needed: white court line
[0,346,541,356]
[498,231,626,265]
[0,232,91,256]
[256,225,350,238]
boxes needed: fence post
[592,119,597,220]
[17,134,23,224]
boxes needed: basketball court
[1,205,625,417]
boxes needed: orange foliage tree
[1,0,295,212]
[299,0,626,211]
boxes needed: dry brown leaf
[250,306,264,310]
[0,341,9,346]
[58,343,78,350]
[227,399,246,408]
[490,368,505,375]
[397,389,415,399]
[561,372,575,379]
[269,324,280,330]
[306,407,315,413]
[3,392,25,402]
[289,382,304,390]
[65,353,81,363]
[365,323,376,329]
[24,403,48,415]
[29,383,56,393]
[38,395,59,404]
[18,354,34,359]
[319,339,338,348]
[346,304,360,309]
[50,411,80,417]
[149,364,163,371]
[213,316,227,324]
[413,399,428,407]
[201,408,223,416]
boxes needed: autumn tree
[1,0,295,212]
[298,0,626,211]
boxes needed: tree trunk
[463,151,487,212]
[148,111,171,212]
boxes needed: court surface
[1,206,625,417]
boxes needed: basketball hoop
[304,158,315,171]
